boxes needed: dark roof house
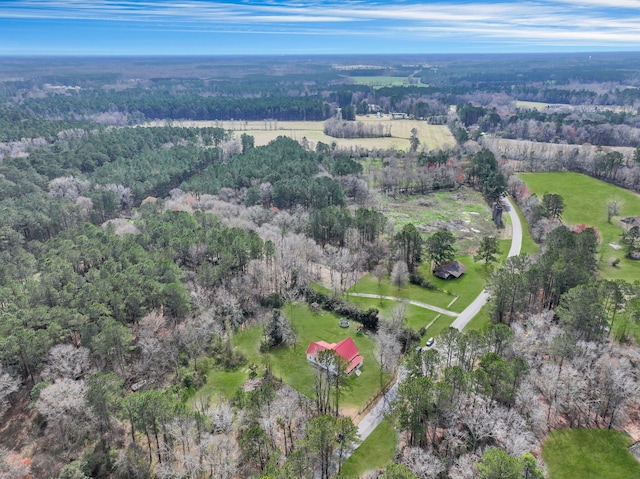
[433,260,466,280]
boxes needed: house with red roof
[306,337,364,375]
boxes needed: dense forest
[1,54,640,479]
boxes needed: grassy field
[380,189,503,255]
[542,429,640,479]
[520,172,640,281]
[350,76,423,87]
[465,304,491,331]
[514,100,558,110]
[347,295,439,331]
[340,418,397,477]
[349,274,454,310]
[197,302,389,414]
[145,117,455,152]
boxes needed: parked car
[426,337,435,348]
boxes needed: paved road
[338,196,524,470]
[450,197,522,331]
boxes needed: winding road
[343,197,523,466]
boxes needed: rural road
[450,197,522,330]
[340,196,524,469]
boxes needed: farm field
[196,302,389,415]
[145,116,455,152]
[350,75,423,87]
[542,429,640,479]
[520,172,640,281]
[514,100,560,110]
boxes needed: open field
[197,303,389,414]
[350,76,422,87]
[542,429,640,479]
[515,100,636,114]
[340,418,397,477]
[380,188,503,254]
[520,172,640,281]
[145,116,455,152]
[515,100,561,110]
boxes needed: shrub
[302,287,379,331]
[409,272,437,289]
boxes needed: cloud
[2,0,640,48]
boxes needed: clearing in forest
[196,303,390,415]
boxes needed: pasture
[146,116,455,152]
[542,429,640,479]
[520,171,640,281]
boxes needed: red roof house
[306,337,364,375]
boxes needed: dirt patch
[0,390,38,452]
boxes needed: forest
[1,54,640,479]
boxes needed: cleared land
[145,116,455,152]
[197,302,390,415]
[542,429,640,479]
[520,172,640,282]
[350,76,421,87]
[379,188,503,254]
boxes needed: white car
[426,337,435,348]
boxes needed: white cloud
[2,0,640,48]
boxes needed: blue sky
[1,0,640,55]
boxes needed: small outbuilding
[433,260,467,280]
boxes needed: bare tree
[375,329,401,389]
[35,379,92,449]
[401,447,445,479]
[606,198,624,223]
[391,261,409,289]
[42,344,92,381]
[0,368,19,408]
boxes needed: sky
[1,0,640,55]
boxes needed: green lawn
[520,172,640,281]
[465,304,491,331]
[197,303,389,413]
[542,429,640,479]
[340,418,397,478]
[346,295,438,332]
[349,274,454,310]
